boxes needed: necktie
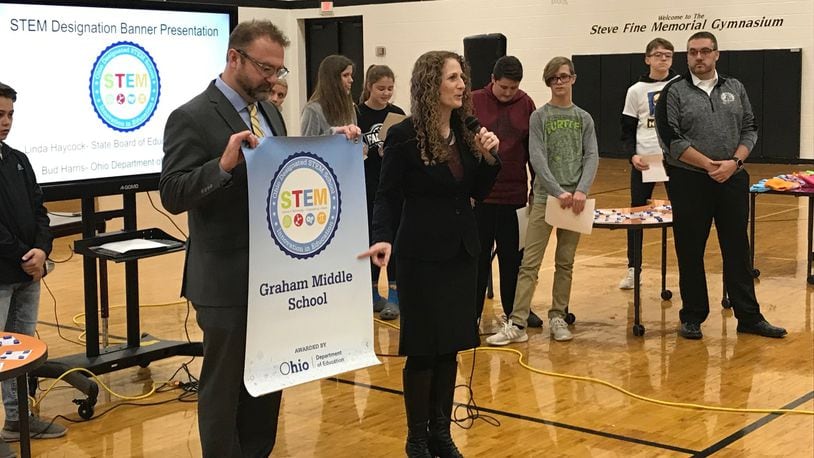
[248,103,265,138]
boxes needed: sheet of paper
[640,153,669,183]
[48,213,82,227]
[516,205,530,250]
[379,112,407,141]
[97,239,166,254]
[544,195,595,235]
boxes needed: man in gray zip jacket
[655,31,786,340]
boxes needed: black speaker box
[463,33,507,91]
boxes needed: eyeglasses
[546,73,575,85]
[688,48,716,57]
[648,51,674,59]
[235,49,289,80]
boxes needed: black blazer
[372,117,500,261]
[159,81,286,307]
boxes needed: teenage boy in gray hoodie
[487,56,597,345]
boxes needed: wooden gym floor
[11,159,813,457]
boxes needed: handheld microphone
[463,115,482,134]
[464,116,498,157]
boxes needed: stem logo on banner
[243,135,380,396]
[267,152,340,259]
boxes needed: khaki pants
[510,198,581,326]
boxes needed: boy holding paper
[618,38,678,290]
[486,56,597,344]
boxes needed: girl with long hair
[357,64,406,320]
[301,54,357,135]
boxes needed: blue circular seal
[267,152,341,259]
[89,41,160,132]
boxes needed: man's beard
[237,74,271,102]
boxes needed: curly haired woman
[360,51,501,458]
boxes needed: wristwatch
[730,157,744,169]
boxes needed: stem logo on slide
[89,41,160,132]
[266,152,341,259]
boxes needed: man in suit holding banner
[160,20,291,458]
[161,19,360,458]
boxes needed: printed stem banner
[243,135,380,396]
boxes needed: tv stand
[51,192,202,408]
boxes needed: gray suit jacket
[160,81,287,308]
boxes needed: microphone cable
[373,317,500,429]
[451,347,500,429]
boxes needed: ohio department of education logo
[89,41,160,132]
[267,152,341,259]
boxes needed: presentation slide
[0,2,231,184]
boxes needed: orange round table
[593,201,673,336]
[0,333,48,458]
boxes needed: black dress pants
[195,305,283,458]
[668,167,764,325]
[474,202,523,319]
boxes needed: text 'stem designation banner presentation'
[0,3,230,184]
[243,135,380,395]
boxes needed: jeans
[0,280,41,422]
[510,198,581,326]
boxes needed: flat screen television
[0,0,237,201]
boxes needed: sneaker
[485,321,528,346]
[527,311,543,328]
[549,317,573,341]
[618,267,635,289]
[618,267,643,289]
[1,417,66,441]
[0,439,15,458]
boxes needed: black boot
[428,360,464,458]
[403,368,433,458]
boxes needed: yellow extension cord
[71,300,187,344]
[372,318,814,416]
[36,305,813,417]
[34,300,190,408]
[33,367,167,408]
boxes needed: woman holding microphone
[359,51,501,458]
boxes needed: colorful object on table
[764,177,801,191]
[750,178,769,193]
[750,171,814,192]
[794,171,814,187]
